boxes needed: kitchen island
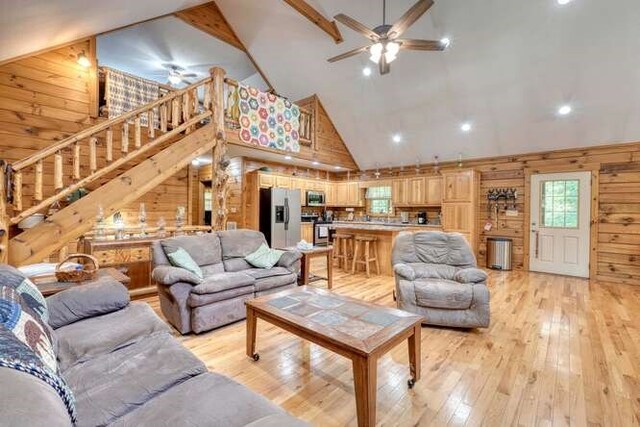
[330,222,442,276]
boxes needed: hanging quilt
[237,84,300,153]
[104,67,159,126]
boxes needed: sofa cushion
[254,273,298,293]
[243,267,292,280]
[188,285,255,307]
[160,234,222,267]
[165,247,203,278]
[55,303,170,371]
[109,372,304,427]
[218,229,266,259]
[414,280,473,310]
[152,265,203,286]
[201,262,225,276]
[47,280,129,329]
[63,333,206,427]
[223,257,253,272]
[191,272,255,295]
[0,367,73,427]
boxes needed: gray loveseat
[152,230,301,334]
[0,267,307,426]
[392,231,490,328]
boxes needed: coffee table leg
[327,251,333,289]
[352,355,377,427]
[407,324,421,388]
[302,254,311,286]
[246,306,259,361]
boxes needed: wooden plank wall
[0,39,191,234]
[335,142,640,285]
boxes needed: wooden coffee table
[245,286,423,427]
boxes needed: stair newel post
[0,161,8,263]
[210,67,228,231]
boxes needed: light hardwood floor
[142,262,640,426]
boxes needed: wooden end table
[278,246,333,289]
[33,268,131,296]
[245,286,423,427]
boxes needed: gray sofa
[152,230,301,334]
[0,269,307,427]
[392,231,490,328]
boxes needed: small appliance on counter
[417,212,427,224]
[400,212,409,224]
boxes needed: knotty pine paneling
[337,142,640,285]
[0,39,192,243]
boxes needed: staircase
[0,68,228,266]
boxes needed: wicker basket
[55,253,99,283]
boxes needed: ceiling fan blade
[327,45,373,63]
[388,0,434,39]
[334,14,379,41]
[182,73,198,78]
[379,55,390,75]
[397,38,445,51]
[181,78,193,85]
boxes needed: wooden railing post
[0,162,9,263]
[210,67,228,231]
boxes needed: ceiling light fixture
[369,41,400,65]
[440,37,451,48]
[460,122,472,132]
[557,0,573,5]
[362,67,372,77]
[168,71,181,85]
[191,158,200,166]
[312,161,319,166]
[557,105,572,116]
[392,134,402,143]
[334,166,341,170]
[284,155,292,160]
[76,52,91,68]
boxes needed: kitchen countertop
[330,221,442,232]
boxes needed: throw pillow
[245,243,284,269]
[166,247,203,279]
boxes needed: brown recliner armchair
[392,231,490,328]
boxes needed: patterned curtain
[237,83,301,153]
[104,67,159,126]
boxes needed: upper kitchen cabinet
[275,175,291,189]
[325,182,336,206]
[425,176,443,205]
[441,170,479,254]
[259,173,276,188]
[392,176,442,206]
[443,170,473,202]
[392,179,409,206]
[333,182,362,207]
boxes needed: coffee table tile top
[260,288,421,348]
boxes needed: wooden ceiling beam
[283,0,343,44]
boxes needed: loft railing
[3,75,217,226]
[222,78,314,145]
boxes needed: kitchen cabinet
[301,223,314,243]
[275,175,291,189]
[443,170,473,202]
[441,170,479,254]
[408,177,425,205]
[392,176,441,206]
[347,182,361,206]
[258,174,275,188]
[425,176,443,205]
[392,179,409,206]
[335,182,349,206]
[325,182,336,206]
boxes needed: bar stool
[351,235,380,278]
[333,233,354,270]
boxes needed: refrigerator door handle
[284,197,289,231]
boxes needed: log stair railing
[0,68,228,265]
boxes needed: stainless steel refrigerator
[259,188,301,248]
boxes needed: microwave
[306,190,325,207]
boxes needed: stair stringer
[9,124,217,266]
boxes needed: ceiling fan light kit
[328,0,444,75]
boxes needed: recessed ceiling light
[440,37,451,48]
[460,122,472,132]
[557,105,572,116]
[557,0,573,5]
[392,134,402,143]
[191,158,200,166]
[312,161,319,165]
[284,155,292,160]
[334,165,341,170]
[362,67,372,77]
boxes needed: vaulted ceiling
[216,0,640,169]
[2,1,640,170]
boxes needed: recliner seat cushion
[254,273,298,292]
[414,280,473,310]
[188,285,255,307]
[55,303,170,371]
[63,333,206,427]
[109,372,302,427]
[191,272,255,295]
[243,267,292,280]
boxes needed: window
[366,186,391,214]
[540,179,579,228]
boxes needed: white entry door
[529,171,591,278]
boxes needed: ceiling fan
[328,0,447,75]
[162,64,197,86]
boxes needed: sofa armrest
[277,250,302,273]
[454,268,488,284]
[46,280,130,329]
[394,263,416,281]
[152,265,203,286]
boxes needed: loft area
[0,1,639,426]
